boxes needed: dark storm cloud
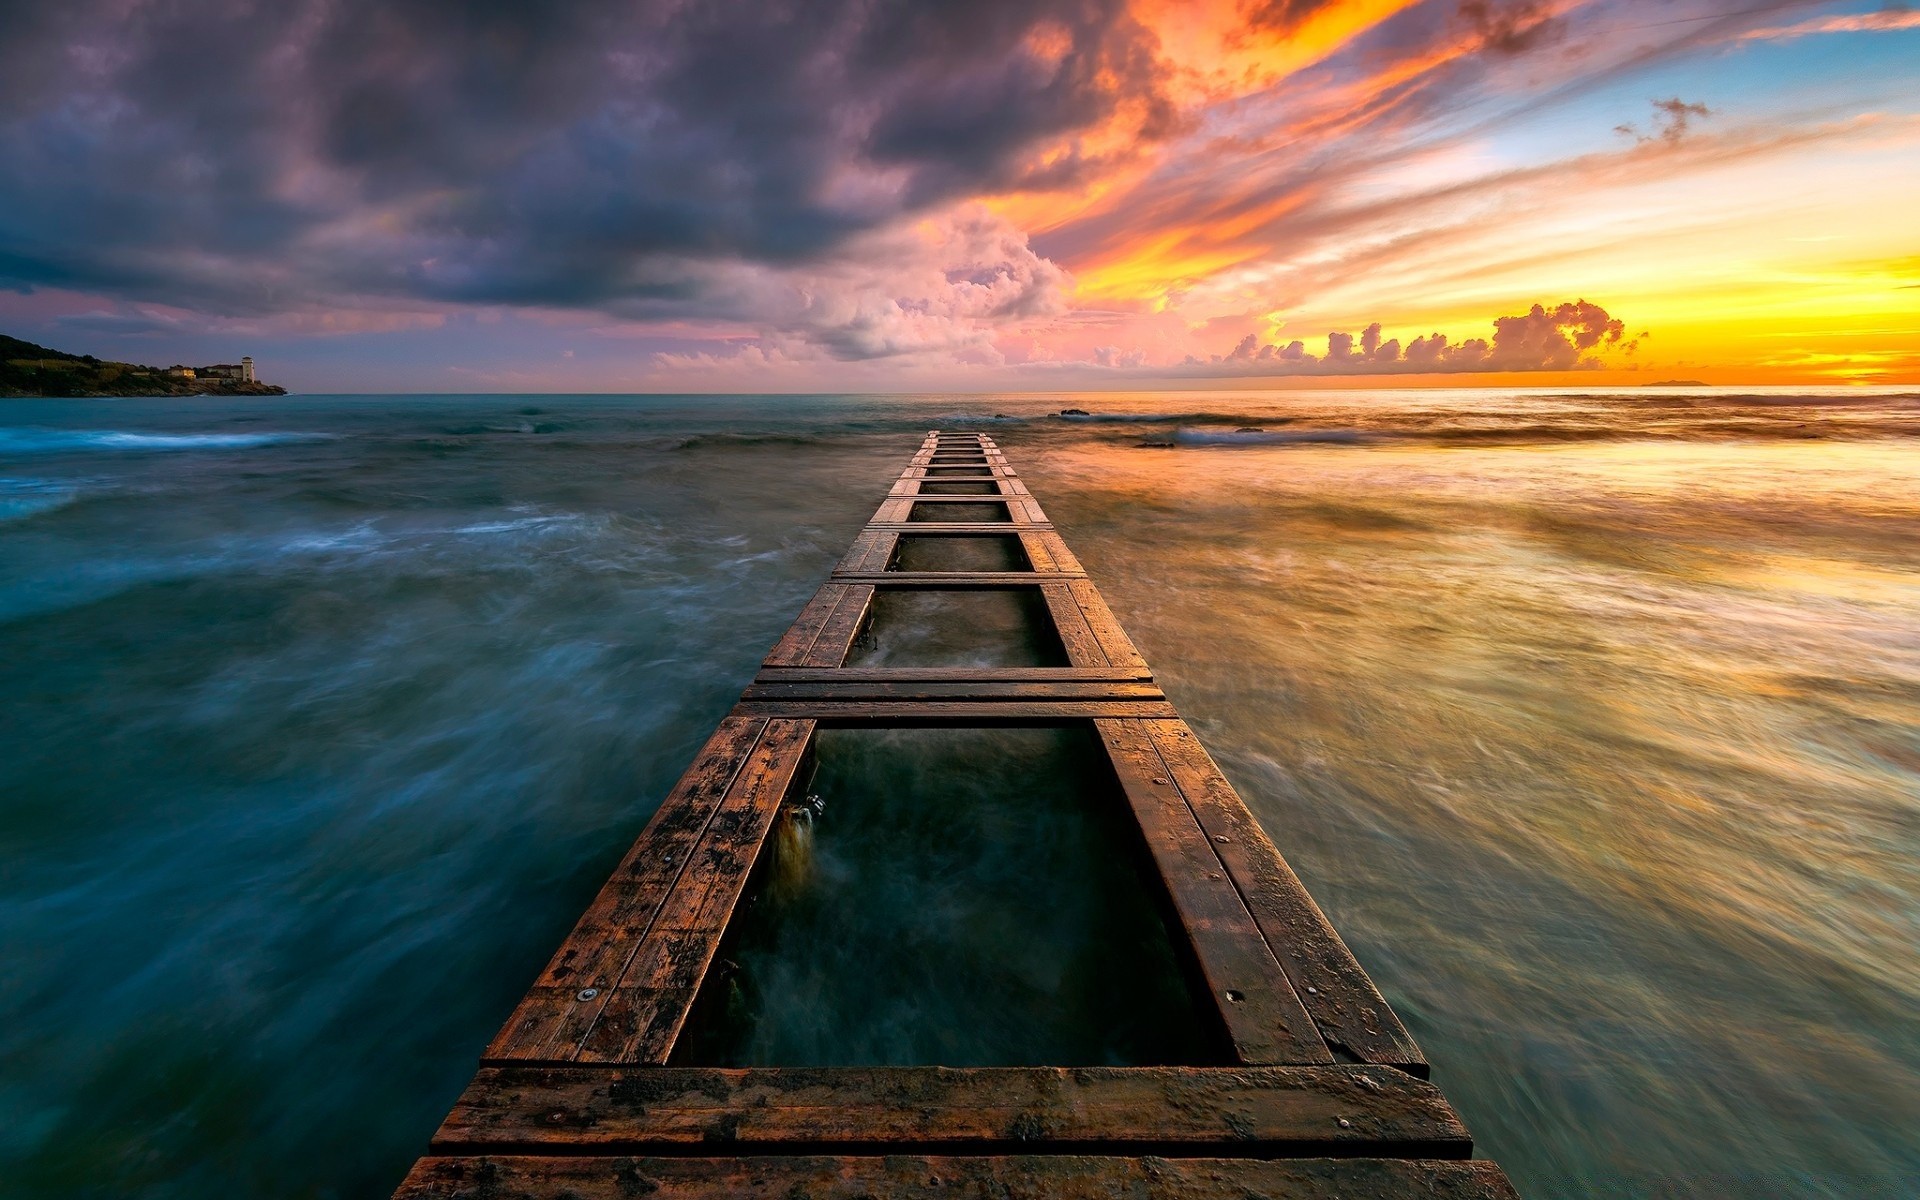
[0,0,1170,314]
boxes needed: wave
[1171,426,1370,446]
[1055,410,1161,423]
[0,479,80,522]
[452,511,598,537]
[930,412,1030,425]
[0,506,622,624]
[670,433,831,450]
[0,429,335,454]
[1045,408,1278,427]
[1562,391,1920,408]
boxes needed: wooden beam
[1141,720,1428,1074]
[732,699,1181,721]
[396,1155,1521,1199]
[797,585,873,669]
[431,1065,1470,1157]
[753,667,1153,684]
[1041,580,1111,668]
[1022,530,1085,573]
[487,718,815,1065]
[831,571,1088,585]
[829,530,896,575]
[864,523,1051,534]
[1097,719,1331,1066]
[741,680,1166,702]
[1070,578,1150,670]
[762,584,850,667]
[485,716,773,1061]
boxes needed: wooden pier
[393,433,1517,1198]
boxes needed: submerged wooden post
[393,432,1518,1198]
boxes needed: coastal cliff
[1,334,287,397]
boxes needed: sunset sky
[1,0,1915,391]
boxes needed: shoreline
[1,382,290,398]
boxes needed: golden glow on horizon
[998,37,1920,386]
[17,0,1914,386]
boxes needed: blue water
[3,390,1917,1197]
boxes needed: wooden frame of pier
[394,433,1517,1198]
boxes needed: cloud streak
[1739,8,1920,42]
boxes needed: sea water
[2,389,1916,1197]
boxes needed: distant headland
[2,334,287,397]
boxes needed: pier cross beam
[393,432,1518,1199]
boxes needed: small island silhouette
[2,334,287,397]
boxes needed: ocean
[2,389,1916,1197]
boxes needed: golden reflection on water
[1023,436,1920,1194]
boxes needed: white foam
[0,429,335,454]
[0,479,79,522]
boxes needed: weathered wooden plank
[865,522,1049,534]
[1096,719,1331,1067]
[799,584,873,668]
[871,496,915,522]
[432,1065,1469,1155]
[1011,495,1052,523]
[741,680,1165,702]
[867,522,1048,535]
[753,666,1154,684]
[571,718,815,1064]
[761,585,848,667]
[732,700,1181,721]
[486,717,771,1061]
[1026,530,1085,573]
[1041,580,1110,668]
[829,572,1087,587]
[1017,530,1060,571]
[1071,578,1151,670]
[1142,720,1428,1075]
[396,1155,1520,1199]
[830,530,896,575]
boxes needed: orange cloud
[1740,9,1920,42]
[1179,299,1635,375]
